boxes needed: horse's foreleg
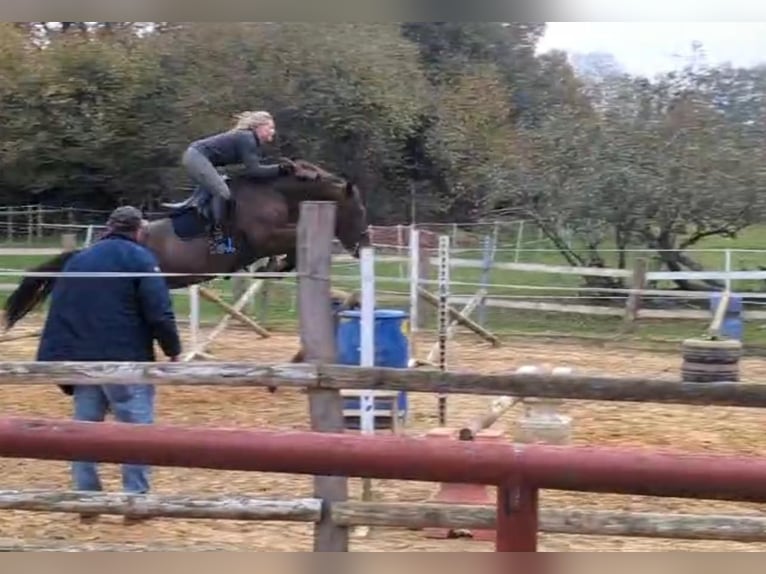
[279,250,297,273]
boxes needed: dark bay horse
[3,159,371,330]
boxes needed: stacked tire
[681,338,742,383]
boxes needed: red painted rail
[2,417,766,551]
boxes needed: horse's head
[282,159,371,258]
[334,179,371,258]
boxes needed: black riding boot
[209,194,235,255]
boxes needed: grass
[2,225,766,350]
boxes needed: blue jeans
[71,384,155,494]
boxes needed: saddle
[161,177,234,243]
[161,177,228,222]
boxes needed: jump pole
[188,285,200,351]
[357,245,376,536]
[407,227,420,367]
[437,234,450,426]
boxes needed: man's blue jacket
[37,233,181,364]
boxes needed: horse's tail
[4,250,81,331]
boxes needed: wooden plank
[332,502,766,543]
[297,201,349,552]
[0,490,321,521]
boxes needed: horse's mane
[290,158,346,185]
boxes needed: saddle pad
[170,208,208,240]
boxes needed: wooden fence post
[297,201,349,552]
[622,257,648,333]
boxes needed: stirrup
[209,239,235,255]
[220,237,236,254]
[208,228,236,255]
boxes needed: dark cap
[106,206,144,233]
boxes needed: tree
[495,50,766,291]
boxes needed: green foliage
[1,21,765,287]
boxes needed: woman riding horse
[182,110,295,254]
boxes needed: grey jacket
[189,129,280,179]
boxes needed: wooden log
[4,491,766,544]
[458,396,518,440]
[316,366,766,408]
[0,329,41,343]
[424,288,485,365]
[290,289,360,364]
[0,361,319,389]
[0,490,321,522]
[297,201,349,552]
[2,361,766,409]
[197,285,270,338]
[418,286,500,346]
[0,538,237,552]
[708,289,731,339]
[331,287,355,302]
[332,502,766,543]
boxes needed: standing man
[36,206,181,523]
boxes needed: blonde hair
[233,110,274,131]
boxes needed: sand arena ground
[1,322,766,551]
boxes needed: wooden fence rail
[0,360,763,408]
[0,538,235,552]
[3,490,766,544]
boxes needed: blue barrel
[336,309,409,430]
[709,292,744,341]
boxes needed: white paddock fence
[0,239,764,334]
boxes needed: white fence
[0,241,762,325]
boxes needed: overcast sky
[538,22,766,77]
